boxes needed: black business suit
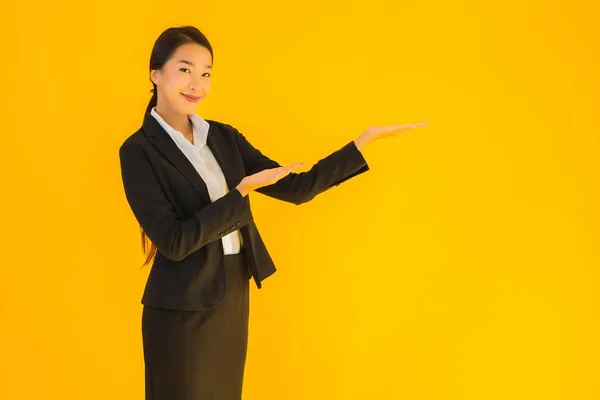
[119,111,370,399]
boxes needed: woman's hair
[140,26,214,268]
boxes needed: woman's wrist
[236,183,249,197]
[354,132,373,150]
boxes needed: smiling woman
[119,23,381,400]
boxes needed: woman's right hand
[236,162,305,196]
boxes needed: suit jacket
[119,112,370,310]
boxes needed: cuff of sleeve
[347,140,369,168]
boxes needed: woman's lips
[181,93,202,102]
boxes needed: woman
[118,25,426,400]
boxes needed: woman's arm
[227,124,370,205]
[119,140,253,262]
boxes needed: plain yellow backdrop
[2,0,599,399]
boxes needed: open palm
[243,162,305,191]
[365,122,428,140]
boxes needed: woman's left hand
[354,122,428,149]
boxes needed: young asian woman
[118,25,428,400]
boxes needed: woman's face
[150,42,212,115]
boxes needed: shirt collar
[150,107,210,149]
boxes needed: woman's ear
[150,69,160,86]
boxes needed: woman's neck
[154,105,194,143]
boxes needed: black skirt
[142,251,250,400]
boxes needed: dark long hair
[140,26,214,268]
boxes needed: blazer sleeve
[227,123,371,205]
[119,140,253,262]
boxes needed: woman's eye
[179,68,210,77]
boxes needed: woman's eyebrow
[176,59,212,69]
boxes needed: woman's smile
[181,93,202,102]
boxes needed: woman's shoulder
[208,119,250,140]
[205,119,245,143]
[119,128,146,152]
[205,118,236,132]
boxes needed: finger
[391,122,428,129]
[286,162,304,170]
[383,125,413,132]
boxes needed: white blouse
[150,107,243,255]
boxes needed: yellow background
[2,0,599,399]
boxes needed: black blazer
[119,112,370,310]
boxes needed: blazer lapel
[205,121,240,194]
[142,112,211,203]
[141,112,238,203]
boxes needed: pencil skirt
[142,251,251,400]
